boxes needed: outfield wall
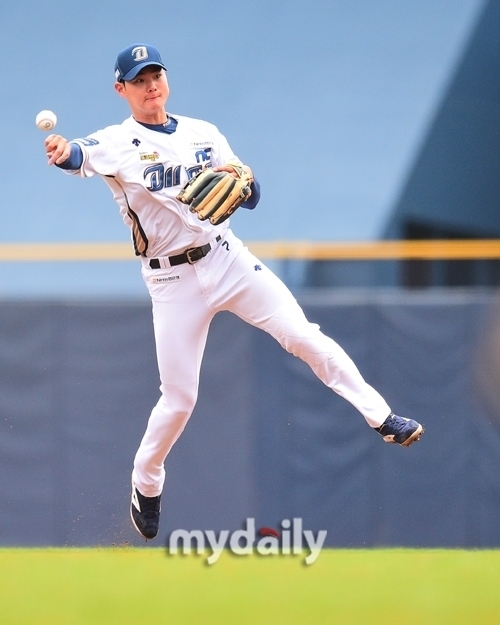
[1,290,500,548]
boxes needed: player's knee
[158,386,198,416]
[277,326,347,371]
[276,323,324,358]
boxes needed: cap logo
[132,46,148,62]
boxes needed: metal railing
[1,239,500,262]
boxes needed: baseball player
[44,43,424,541]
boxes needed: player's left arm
[240,178,260,209]
[213,163,261,210]
[211,129,261,210]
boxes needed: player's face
[115,66,170,124]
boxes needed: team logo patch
[132,46,148,62]
[152,275,181,284]
[140,151,160,162]
[77,138,99,147]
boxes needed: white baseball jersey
[69,114,239,258]
[60,112,392,499]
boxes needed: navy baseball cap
[114,44,167,81]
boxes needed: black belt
[149,236,221,269]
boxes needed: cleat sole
[401,424,424,447]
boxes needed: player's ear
[115,81,127,98]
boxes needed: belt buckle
[186,247,200,264]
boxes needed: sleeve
[56,143,83,171]
[241,179,260,210]
[70,129,119,178]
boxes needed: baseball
[36,110,57,131]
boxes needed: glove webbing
[194,175,251,221]
[190,173,238,216]
[177,167,252,225]
[177,169,222,204]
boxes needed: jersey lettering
[195,148,212,165]
[144,164,183,191]
[186,165,203,179]
[144,164,164,191]
[78,138,99,146]
[164,165,181,187]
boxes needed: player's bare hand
[214,164,254,182]
[45,134,71,166]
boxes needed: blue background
[0,0,486,296]
[2,1,500,551]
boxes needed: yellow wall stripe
[0,242,135,261]
[0,240,500,262]
[247,239,500,260]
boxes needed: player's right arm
[45,134,84,170]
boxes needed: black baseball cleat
[130,481,161,540]
[375,413,424,447]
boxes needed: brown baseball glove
[177,165,253,225]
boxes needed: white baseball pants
[133,229,391,496]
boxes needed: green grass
[1,548,499,624]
